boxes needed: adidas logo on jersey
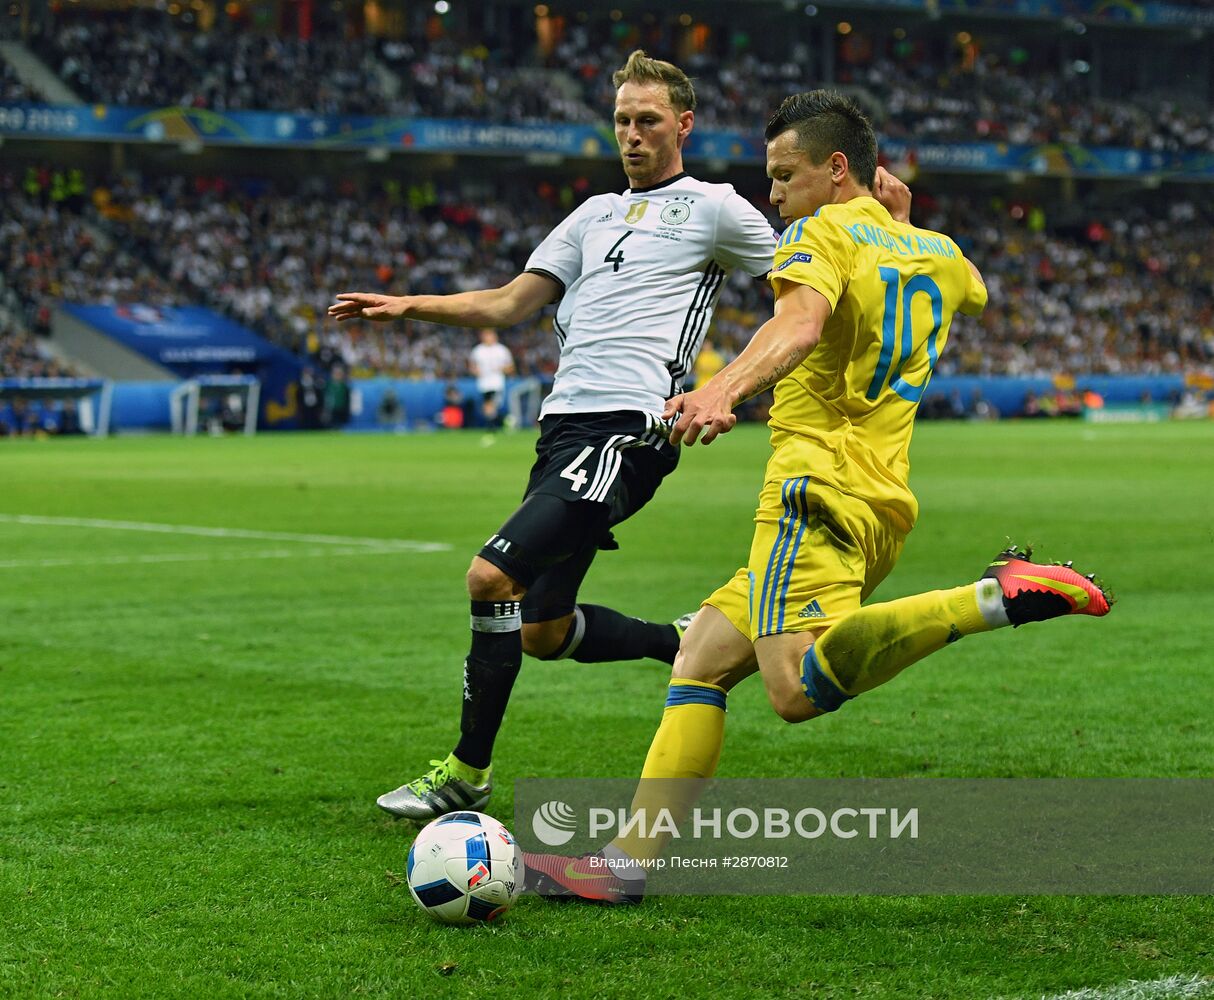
[798,600,827,619]
[596,211,613,223]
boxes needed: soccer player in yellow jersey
[525,90,1113,903]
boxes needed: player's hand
[663,384,737,446]
[873,166,912,224]
[327,292,409,323]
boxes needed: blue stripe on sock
[665,684,727,711]
[800,646,851,713]
[775,477,811,632]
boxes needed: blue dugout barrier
[919,374,1187,416]
[100,374,1192,433]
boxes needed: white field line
[1036,974,1214,1000]
[0,513,450,553]
[0,546,430,570]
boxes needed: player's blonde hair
[612,49,696,113]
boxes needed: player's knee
[522,619,569,660]
[465,557,520,602]
[670,612,756,691]
[765,684,825,724]
[671,646,728,689]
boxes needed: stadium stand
[925,194,1214,377]
[3,164,1209,391]
[0,320,78,379]
[0,0,1210,433]
[9,6,1211,150]
[0,52,33,102]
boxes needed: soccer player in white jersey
[327,50,777,820]
[469,328,515,429]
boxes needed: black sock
[453,600,522,770]
[564,604,679,666]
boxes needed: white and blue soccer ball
[406,811,523,925]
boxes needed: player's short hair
[764,90,877,189]
[612,49,696,114]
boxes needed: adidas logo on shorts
[798,600,827,619]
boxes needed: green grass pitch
[2,421,1212,999]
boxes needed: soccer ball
[406,811,523,925]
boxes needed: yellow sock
[814,582,994,698]
[611,679,726,863]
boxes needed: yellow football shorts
[705,473,906,642]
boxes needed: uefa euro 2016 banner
[3,103,1214,180]
[61,303,283,371]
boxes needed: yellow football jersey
[766,196,987,531]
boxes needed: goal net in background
[169,375,261,436]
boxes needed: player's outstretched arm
[327,272,559,328]
[873,166,912,224]
[663,283,830,446]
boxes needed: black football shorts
[476,411,678,621]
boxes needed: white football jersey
[525,173,777,420]
[470,341,514,393]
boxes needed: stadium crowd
[0,168,176,343]
[35,14,389,116]
[850,56,1210,153]
[1,56,33,103]
[562,27,1213,154]
[106,172,565,379]
[924,195,1213,377]
[10,8,1211,153]
[0,320,76,380]
[1,166,1210,395]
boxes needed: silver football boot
[375,756,492,820]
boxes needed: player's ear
[830,151,849,185]
[676,109,694,146]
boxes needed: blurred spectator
[322,363,352,429]
[57,398,84,435]
[969,389,999,421]
[298,365,324,430]
[692,339,727,389]
[439,382,466,429]
[376,387,406,430]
